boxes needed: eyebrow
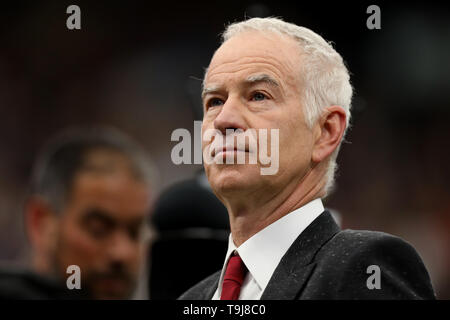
[201,74,280,99]
[82,208,146,229]
[245,74,280,87]
[201,84,220,99]
[82,208,116,227]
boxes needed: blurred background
[0,0,449,299]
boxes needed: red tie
[220,253,248,300]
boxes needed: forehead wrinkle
[206,62,285,87]
[207,55,289,79]
[205,29,303,89]
[204,62,295,99]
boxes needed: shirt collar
[218,198,325,293]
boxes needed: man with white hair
[179,18,435,300]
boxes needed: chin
[92,288,132,300]
[208,164,259,195]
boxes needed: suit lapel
[205,274,221,299]
[261,210,340,300]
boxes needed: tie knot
[223,254,247,285]
[221,253,248,300]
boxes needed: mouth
[95,277,130,293]
[212,146,248,158]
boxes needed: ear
[25,196,58,252]
[312,106,347,163]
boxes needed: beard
[81,263,137,299]
[50,230,137,300]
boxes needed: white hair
[214,17,353,196]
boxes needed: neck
[225,164,326,247]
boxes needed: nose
[107,231,137,264]
[213,96,247,135]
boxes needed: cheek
[58,219,102,267]
[201,122,214,148]
[280,122,313,164]
[133,244,145,265]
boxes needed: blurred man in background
[0,127,155,299]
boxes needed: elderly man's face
[202,31,316,201]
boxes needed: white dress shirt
[212,198,325,300]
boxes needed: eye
[206,98,224,109]
[85,220,112,239]
[127,224,143,241]
[251,92,267,101]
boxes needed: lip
[212,146,248,157]
[97,278,128,291]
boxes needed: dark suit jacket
[178,211,436,300]
[0,269,90,299]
